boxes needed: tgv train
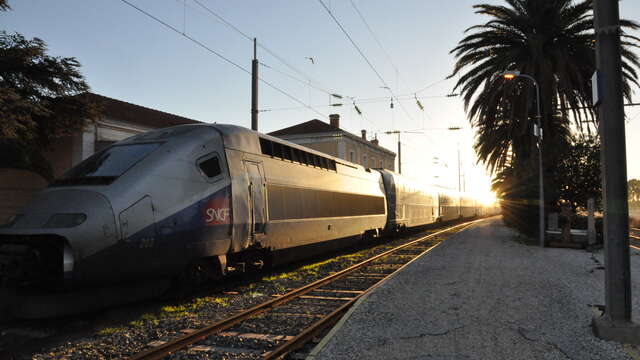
[0,124,498,291]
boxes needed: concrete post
[591,0,640,344]
[588,198,596,246]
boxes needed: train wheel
[174,256,226,293]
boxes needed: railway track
[631,228,640,250]
[127,219,484,360]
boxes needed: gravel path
[311,218,640,360]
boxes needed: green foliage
[449,0,640,235]
[553,135,601,210]
[0,20,99,177]
[492,158,540,235]
[629,179,640,209]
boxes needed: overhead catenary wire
[119,0,326,118]
[260,93,460,112]
[259,61,334,96]
[348,0,402,80]
[191,0,335,97]
[316,0,418,129]
[347,0,456,119]
[178,0,438,131]
[189,0,384,130]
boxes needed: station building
[269,114,396,171]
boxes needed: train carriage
[0,124,387,289]
[378,170,438,230]
[0,122,498,311]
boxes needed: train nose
[0,189,117,288]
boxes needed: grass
[97,327,125,335]
[116,295,231,332]
[262,252,364,282]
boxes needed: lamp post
[502,70,545,248]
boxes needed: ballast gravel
[6,227,445,359]
[311,218,640,360]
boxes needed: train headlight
[44,214,87,228]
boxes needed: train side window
[319,157,327,169]
[198,156,222,178]
[273,142,283,159]
[328,160,336,171]
[292,148,301,163]
[283,146,292,161]
[260,138,273,156]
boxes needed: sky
[3,0,640,200]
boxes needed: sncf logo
[203,194,231,226]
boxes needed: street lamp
[501,70,545,248]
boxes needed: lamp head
[501,70,521,80]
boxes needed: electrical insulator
[415,94,424,111]
[390,98,394,109]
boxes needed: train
[0,124,499,295]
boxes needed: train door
[243,161,266,242]
[119,195,160,273]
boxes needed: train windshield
[52,142,162,186]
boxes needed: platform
[309,218,640,360]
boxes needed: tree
[0,4,98,179]
[449,0,640,234]
[629,179,640,209]
[553,135,601,210]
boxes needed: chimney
[361,129,367,140]
[329,114,340,128]
[371,138,379,146]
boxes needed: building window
[380,159,384,168]
[349,151,355,163]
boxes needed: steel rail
[128,218,486,360]
[630,233,640,251]
[262,226,453,360]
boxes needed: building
[0,93,202,223]
[269,114,396,170]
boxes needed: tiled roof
[83,93,202,128]
[268,119,338,136]
[269,119,395,156]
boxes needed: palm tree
[450,0,639,210]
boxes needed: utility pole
[591,0,640,344]
[457,145,461,193]
[397,133,401,175]
[383,131,402,174]
[251,38,258,131]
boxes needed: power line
[180,0,389,131]
[317,0,388,92]
[119,0,326,118]
[347,0,454,117]
[259,61,333,95]
[191,0,334,96]
[348,0,401,78]
[259,93,458,112]
[316,0,417,128]
[411,78,450,94]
